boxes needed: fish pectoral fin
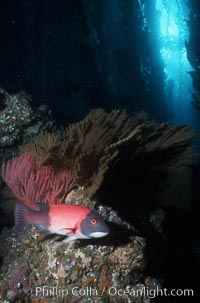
[58,228,75,235]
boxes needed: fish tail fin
[15,201,49,230]
[15,201,34,229]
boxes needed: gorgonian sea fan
[1,154,76,210]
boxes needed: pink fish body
[15,201,109,242]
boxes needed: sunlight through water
[156,0,195,125]
[138,0,198,128]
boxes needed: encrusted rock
[0,88,33,147]
[0,223,147,303]
[0,88,56,163]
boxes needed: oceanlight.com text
[107,286,194,298]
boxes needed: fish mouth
[89,231,109,238]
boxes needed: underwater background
[0,0,200,302]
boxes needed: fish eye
[91,217,97,225]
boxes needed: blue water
[138,0,200,130]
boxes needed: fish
[15,201,110,243]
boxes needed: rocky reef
[0,88,56,161]
[0,205,154,303]
[0,105,197,303]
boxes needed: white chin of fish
[90,232,109,238]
